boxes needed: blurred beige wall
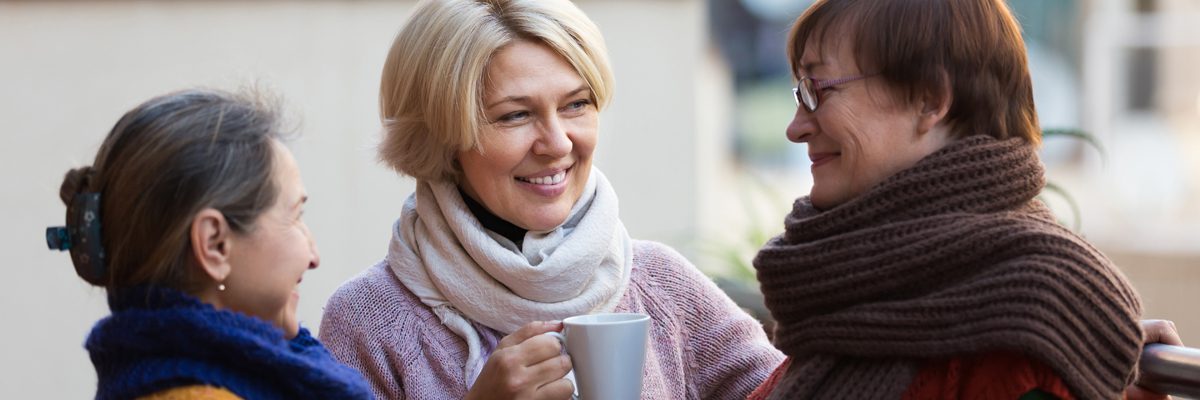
[0,0,710,396]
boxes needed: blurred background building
[1,0,1196,397]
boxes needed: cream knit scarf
[387,167,632,387]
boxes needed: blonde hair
[378,0,615,182]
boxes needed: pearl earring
[218,283,226,291]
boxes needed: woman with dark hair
[746,0,1149,398]
[46,89,372,400]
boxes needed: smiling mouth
[515,168,569,185]
[810,153,839,168]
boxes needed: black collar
[458,187,527,248]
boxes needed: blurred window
[1127,47,1159,112]
[1134,0,1159,13]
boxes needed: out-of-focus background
[1,0,1195,397]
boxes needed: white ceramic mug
[545,313,650,399]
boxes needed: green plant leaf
[1040,181,1082,231]
[1043,128,1106,164]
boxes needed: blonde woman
[318,0,783,398]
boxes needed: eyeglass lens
[797,78,818,111]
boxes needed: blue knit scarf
[86,286,374,400]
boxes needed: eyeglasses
[793,74,875,112]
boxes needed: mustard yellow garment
[137,385,241,400]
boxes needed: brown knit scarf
[754,136,1143,399]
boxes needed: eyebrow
[562,85,590,100]
[485,95,528,110]
[484,85,591,110]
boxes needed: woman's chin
[281,301,300,338]
[809,191,844,211]
[514,205,573,232]
[523,215,568,232]
[283,321,300,339]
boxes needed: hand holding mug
[466,321,575,400]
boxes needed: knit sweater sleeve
[634,241,784,400]
[319,261,409,400]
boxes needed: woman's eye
[563,99,591,113]
[495,111,530,123]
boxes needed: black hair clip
[46,226,71,250]
[46,192,107,283]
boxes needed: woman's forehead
[798,38,854,74]
[796,21,857,66]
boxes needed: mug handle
[541,332,579,400]
[543,331,566,346]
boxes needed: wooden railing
[1139,344,1200,398]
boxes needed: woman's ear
[190,208,233,284]
[917,71,953,135]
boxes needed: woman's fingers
[534,377,576,400]
[467,321,573,400]
[1142,319,1184,346]
[499,320,564,349]
[494,324,566,370]
[524,352,571,385]
[519,333,567,364]
[471,348,568,399]
[1126,320,1184,400]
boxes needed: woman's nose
[786,107,816,143]
[533,116,573,158]
[308,236,320,270]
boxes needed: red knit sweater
[748,352,1075,400]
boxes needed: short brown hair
[378,0,614,182]
[788,0,1040,145]
[58,88,283,291]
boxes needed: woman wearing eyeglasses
[746,0,1150,399]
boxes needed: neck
[458,187,527,247]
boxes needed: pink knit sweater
[320,240,784,399]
